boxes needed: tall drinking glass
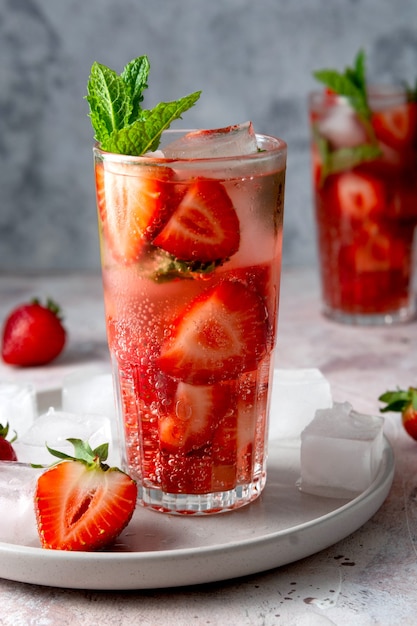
[94,128,287,514]
[309,86,417,325]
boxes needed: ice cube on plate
[13,408,114,465]
[162,121,258,159]
[299,402,385,498]
[0,462,43,546]
[62,367,118,453]
[62,367,115,419]
[269,369,333,441]
[0,381,37,437]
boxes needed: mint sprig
[313,49,371,120]
[313,49,384,183]
[86,55,201,156]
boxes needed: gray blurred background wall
[0,0,416,272]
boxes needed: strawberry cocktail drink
[88,57,287,514]
[310,50,417,324]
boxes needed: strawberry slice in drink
[157,280,268,385]
[152,180,240,262]
[95,161,175,263]
[372,101,417,150]
[158,381,231,455]
[329,170,386,222]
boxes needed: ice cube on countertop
[161,121,259,159]
[13,408,116,466]
[299,402,385,498]
[0,462,43,546]
[0,381,37,438]
[269,369,333,441]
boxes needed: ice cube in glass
[161,121,258,159]
[299,402,384,498]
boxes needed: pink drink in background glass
[309,86,417,325]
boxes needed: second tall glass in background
[309,86,417,324]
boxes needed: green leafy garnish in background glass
[313,49,381,181]
[86,55,201,156]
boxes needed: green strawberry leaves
[379,387,417,413]
[45,438,110,469]
[86,55,201,156]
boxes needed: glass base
[138,474,266,515]
[323,303,417,326]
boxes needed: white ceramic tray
[0,435,394,590]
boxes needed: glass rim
[93,129,287,164]
[308,84,411,107]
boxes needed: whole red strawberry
[0,422,17,461]
[379,387,417,440]
[1,298,66,366]
[35,439,137,551]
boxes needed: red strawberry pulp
[95,137,285,509]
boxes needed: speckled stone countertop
[0,267,416,626]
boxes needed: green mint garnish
[313,49,384,183]
[313,49,371,120]
[151,250,224,283]
[86,55,201,156]
[316,132,382,181]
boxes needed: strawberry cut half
[35,439,137,551]
[157,280,268,385]
[152,179,240,262]
[372,101,417,150]
[158,381,231,454]
[95,161,174,264]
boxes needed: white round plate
[0,437,394,590]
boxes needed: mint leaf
[86,55,201,155]
[319,141,382,181]
[313,49,371,120]
[152,253,223,283]
[86,62,131,144]
[121,55,150,123]
[102,92,202,156]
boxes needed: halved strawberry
[157,280,268,385]
[35,439,137,551]
[329,171,386,221]
[95,161,174,263]
[152,180,240,262]
[372,101,417,150]
[158,381,231,454]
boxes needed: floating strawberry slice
[157,280,268,385]
[35,439,137,551]
[95,161,174,263]
[329,171,386,221]
[158,381,231,454]
[372,101,417,150]
[152,180,240,262]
